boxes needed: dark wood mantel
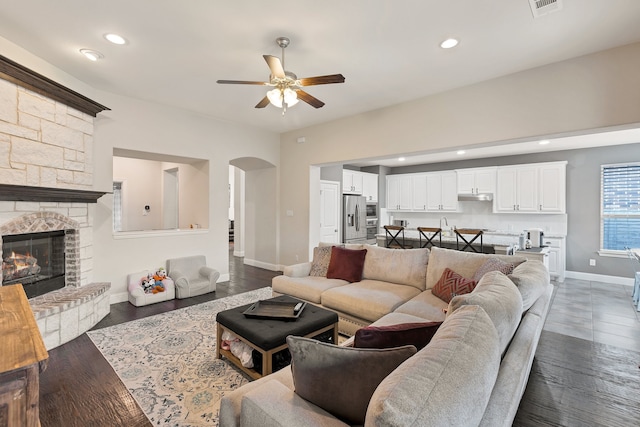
[0,184,107,203]
[0,54,109,117]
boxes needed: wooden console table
[0,284,49,427]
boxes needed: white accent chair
[127,270,176,306]
[167,255,220,299]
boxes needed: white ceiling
[2,0,640,162]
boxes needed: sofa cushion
[393,290,448,322]
[432,268,477,303]
[365,305,500,427]
[508,260,550,311]
[287,335,416,425]
[240,380,349,427]
[326,246,368,283]
[272,275,348,304]
[309,246,333,277]
[448,271,523,354]
[354,321,442,350]
[472,257,516,282]
[321,279,422,322]
[426,247,526,290]
[362,245,429,291]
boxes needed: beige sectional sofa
[220,245,553,426]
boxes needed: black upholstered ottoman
[216,295,338,379]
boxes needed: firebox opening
[2,230,66,298]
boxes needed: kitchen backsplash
[380,201,567,236]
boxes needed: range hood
[458,193,493,202]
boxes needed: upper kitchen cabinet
[495,161,566,213]
[456,167,496,195]
[426,171,458,212]
[343,170,364,194]
[538,162,567,213]
[495,165,538,212]
[411,174,428,211]
[387,175,412,210]
[361,172,378,202]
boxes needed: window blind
[601,164,640,250]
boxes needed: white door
[163,168,179,229]
[320,181,340,243]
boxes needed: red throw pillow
[354,321,443,350]
[432,268,477,303]
[326,246,368,283]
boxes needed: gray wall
[347,142,640,277]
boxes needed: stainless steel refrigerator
[343,195,367,244]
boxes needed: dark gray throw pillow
[287,335,416,425]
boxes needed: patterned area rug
[87,287,273,426]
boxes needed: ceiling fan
[217,37,345,113]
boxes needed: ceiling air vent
[529,0,563,18]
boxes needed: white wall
[278,42,640,266]
[161,160,209,229]
[113,157,163,231]
[92,91,279,302]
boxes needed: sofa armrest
[240,380,349,427]
[283,262,312,277]
[199,266,220,285]
[169,269,189,289]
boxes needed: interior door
[320,181,340,243]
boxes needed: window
[601,163,640,252]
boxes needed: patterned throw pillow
[309,246,333,277]
[432,268,477,303]
[472,258,516,282]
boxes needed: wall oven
[365,202,378,244]
[366,202,378,219]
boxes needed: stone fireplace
[0,55,111,349]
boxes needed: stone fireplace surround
[0,56,111,350]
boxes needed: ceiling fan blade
[263,55,285,79]
[298,74,345,86]
[217,80,269,85]
[296,90,325,108]
[255,96,270,108]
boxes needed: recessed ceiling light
[79,49,104,61]
[398,157,406,162]
[440,38,459,49]
[539,140,551,145]
[104,33,127,45]
[457,150,466,155]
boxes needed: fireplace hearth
[2,230,65,298]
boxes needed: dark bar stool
[417,227,442,249]
[384,225,406,249]
[455,229,484,252]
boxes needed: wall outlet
[589,259,596,266]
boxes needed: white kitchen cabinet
[387,175,412,210]
[426,171,458,211]
[543,236,565,282]
[343,170,363,194]
[361,172,378,202]
[495,165,538,212]
[456,167,496,194]
[411,174,427,211]
[538,162,566,213]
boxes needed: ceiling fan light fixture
[267,88,298,108]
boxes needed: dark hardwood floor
[39,250,280,427]
[39,250,640,426]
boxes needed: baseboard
[233,250,245,257]
[565,270,634,286]
[110,291,129,304]
[243,258,280,271]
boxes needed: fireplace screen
[2,230,65,298]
